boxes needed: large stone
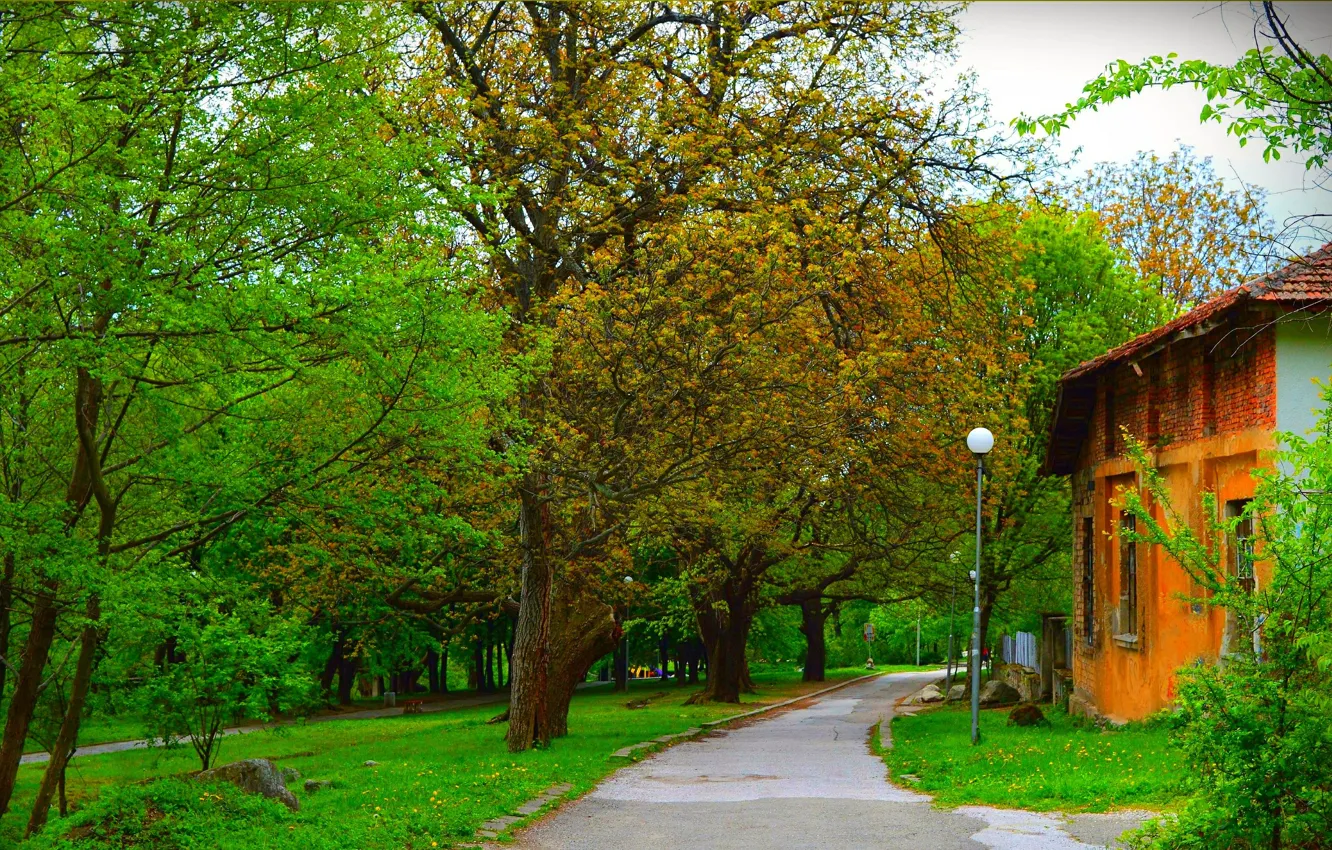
[907,684,943,704]
[197,758,299,812]
[978,680,1021,706]
[947,684,967,701]
[1007,702,1048,727]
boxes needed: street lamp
[966,427,993,746]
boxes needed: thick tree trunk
[27,596,100,836]
[506,481,554,752]
[688,602,754,704]
[965,596,995,704]
[541,579,617,738]
[0,585,58,814]
[800,598,828,682]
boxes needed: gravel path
[510,671,1154,850]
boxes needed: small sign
[863,622,875,642]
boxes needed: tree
[408,2,1036,746]
[928,205,1170,692]
[1071,148,1274,308]
[0,4,505,823]
[1017,1,1332,247]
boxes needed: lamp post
[966,427,993,746]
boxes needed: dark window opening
[1082,516,1095,646]
[1226,499,1255,593]
[1119,512,1138,637]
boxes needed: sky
[954,1,1332,250]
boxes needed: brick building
[1043,243,1332,722]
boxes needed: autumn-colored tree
[408,2,1037,745]
[1071,147,1274,308]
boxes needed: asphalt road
[510,671,1153,850]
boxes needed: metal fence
[1001,631,1038,669]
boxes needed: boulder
[947,684,967,701]
[197,758,299,812]
[1007,702,1048,727]
[978,680,1021,706]
[907,684,943,704]
[362,760,380,767]
[304,779,334,793]
[280,767,301,784]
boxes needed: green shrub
[24,779,290,849]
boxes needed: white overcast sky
[954,1,1332,250]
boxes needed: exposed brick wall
[1088,316,1275,464]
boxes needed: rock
[907,684,943,704]
[1008,703,1048,727]
[197,758,299,812]
[978,680,1021,706]
[304,779,334,793]
[280,767,301,784]
[947,684,967,701]
[362,760,379,767]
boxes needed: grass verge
[877,703,1188,813]
[10,665,883,848]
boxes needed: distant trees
[1072,148,1274,307]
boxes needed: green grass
[878,703,1189,813]
[10,666,877,848]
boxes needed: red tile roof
[1061,242,1332,383]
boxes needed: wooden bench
[402,699,425,715]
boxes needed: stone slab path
[509,671,1154,850]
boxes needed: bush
[23,779,290,849]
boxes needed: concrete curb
[609,670,888,760]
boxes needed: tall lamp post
[966,427,993,746]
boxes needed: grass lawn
[9,664,892,848]
[878,703,1189,813]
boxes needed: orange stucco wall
[1069,319,1277,722]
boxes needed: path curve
[510,671,1151,850]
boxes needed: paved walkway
[510,671,1153,850]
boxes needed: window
[1226,499,1255,593]
[1119,513,1138,638]
[1081,517,1095,646]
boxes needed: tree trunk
[337,653,356,706]
[484,621,496,692]
[506,480,553,752]
[472,632,485,693]
[541,577,617,738]
[440,644,449,694]
[688,605,754,704]
[0,585,58,814]
[425,648,440,694]
[320,636,343,696]
[26,596,100,836]
[613,637,628,692]
[0,553,14,701]
[800,598,828,683]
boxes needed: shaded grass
[877,703,1188,813]
[12,666,880,848]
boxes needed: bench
[402,700,425,715]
